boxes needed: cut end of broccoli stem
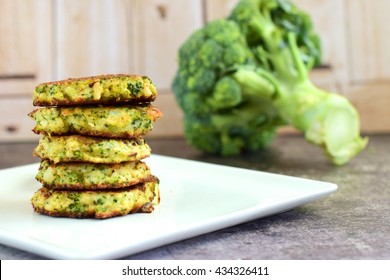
[322,107,368,165]
[304,103,368,166]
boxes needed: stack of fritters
[29,74,162,219]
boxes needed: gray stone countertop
[0,134,389,259]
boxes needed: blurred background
[0,0,389,143]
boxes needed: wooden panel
[131,0,202,137]
[0,0,53,95]
[0,80,36,95]
[346,0,390,82]
[55,0,134,80]
[0,0,36,76]
[204,0,240,21]
[136,0,204,90]
[0,96,38,142]
[348,83,390,133]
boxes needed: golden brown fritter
[31,181,160,219]
[36,160,156,190]
[29,105,162,138]
[33,74,157,106]
[34,135,151,163]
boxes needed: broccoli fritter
[31,181,160,219]
[36,160,155,190]
[34,135,151,163]
[33,74,157,106]
[29,105,162,138]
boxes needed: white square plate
[0,154,337,259]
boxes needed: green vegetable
[172,0,367,165]
[127,81,144,96]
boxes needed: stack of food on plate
[29,74,162,219]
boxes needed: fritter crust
[33,74,157,106]
[34,135,151,163]
[31,181,160,219]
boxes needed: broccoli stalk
[279,35,367,165]
[228,34,367,165]
[173,0,367,165]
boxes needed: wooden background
[0,0,389,142]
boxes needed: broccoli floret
[207,77,242,111]
[184,102,278,156]
[173,0,367,165]
[127,80,143,96]
[172,20,256,116]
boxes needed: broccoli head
[173,19,282,155]
[173,20,255,116]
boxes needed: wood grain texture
[0,0,36,76]
[54,0,133,79]
[0,0,53,96]
[135,0,204,89]
[204,0,240,21]
[348,83,390,133]
[0,96,38,142]
[346,0,390,82]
